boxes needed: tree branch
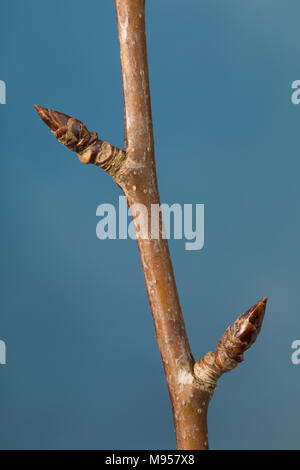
[34,0,268,450]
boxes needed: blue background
[0,0,299,450]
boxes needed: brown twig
[34,0,268,450]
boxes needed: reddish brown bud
[34,105,70,132]
[194,297,267,393]
[34,105,126,177]
[216,297,267,369]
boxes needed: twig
[34,0,268,450]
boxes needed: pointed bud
[34,105,70,132]
[216,297,267,368]
[194,297,268,394]
[34,105,126,177]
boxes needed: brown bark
[34,0,268,450]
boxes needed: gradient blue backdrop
[0,0,299,449]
